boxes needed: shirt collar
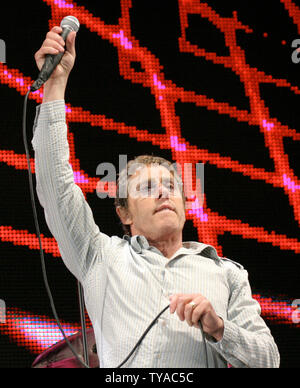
[123,234,149,253]
[122,235,218,259]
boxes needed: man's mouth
[155,204,176,214]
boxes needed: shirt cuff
[206,319,240,355]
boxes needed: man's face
[117,164,186,240]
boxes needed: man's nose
[158,183,170,198]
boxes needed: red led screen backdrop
[0,0,299,367]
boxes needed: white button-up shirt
[32,100,280,368]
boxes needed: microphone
[30,16,80,92]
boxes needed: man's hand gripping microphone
[31,16,80,92]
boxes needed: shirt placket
[150,260,175,367]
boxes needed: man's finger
[191,299,209,326]
[169,294,180,314]
[43,38,65,53]
[65,31,76,57]
[176,296,193,321]
[45,31,66,48]
[51,26,63,34]
[36,46,61,59]
[184,302,195,326]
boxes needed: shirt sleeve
[207,265,280,368]
[32,100,112,284]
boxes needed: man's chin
[155,220,180,235]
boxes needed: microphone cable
[116,305,209,368]
[199,321,209,368]
[23,90,209,369]
[116,304,170,368]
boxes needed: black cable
[199,321,209,368]
[116,304,170,368]
[116,304,209,368]
[23,90,90,369]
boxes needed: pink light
[262,119,274,131]
[54,0,74,8]
[73,171,89,184]
[188,198,208,222]
[70,165,89,183]
[283,174,300,193]
[65,105,72,113]
[16,317,76,349]
[0,307,83,353]
[170,136,187,151]
[153,74,166,90]
[112,30,133,50]
[16,78,24,86]
[253,295,300,326]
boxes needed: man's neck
[147,235,183,259]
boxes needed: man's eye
[140,183,155,192]
[165,183,174,190]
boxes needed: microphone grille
[60,16,80,32]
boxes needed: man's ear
[116,206,133,226]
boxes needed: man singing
[32,26,280,368]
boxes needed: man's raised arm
[32,26,112,284]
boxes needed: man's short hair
[114,155,186,236]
